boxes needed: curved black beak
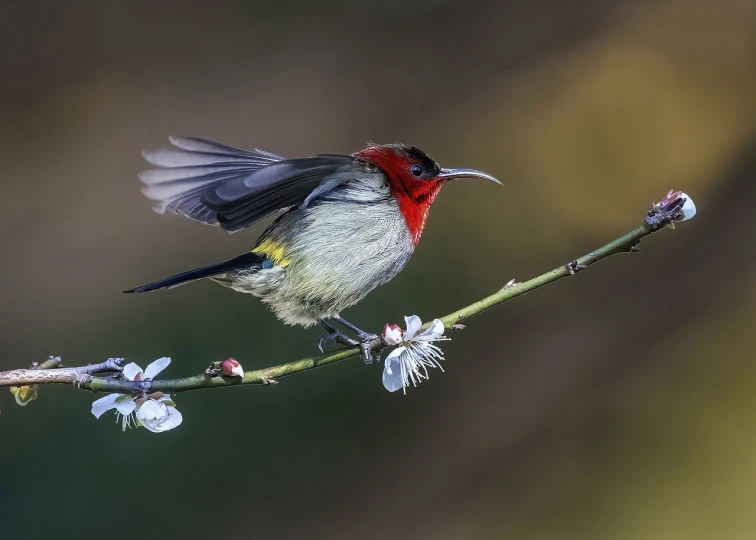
[438,168,501,185]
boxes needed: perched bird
[125,137,500,361]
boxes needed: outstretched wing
[139,136,357,232]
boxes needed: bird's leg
[318,320,358,353]
[332,317,381,365]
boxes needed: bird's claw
[318,329,358,353]
[360,342,373,364]
[356,333,380,364]
[320,319,382,364]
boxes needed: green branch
[0,190,693,396]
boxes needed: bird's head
[353,143,500,246]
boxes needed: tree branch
[1,358,124,388]
[0,190,693,396]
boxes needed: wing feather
[166,136,271,156]
[138,136,359,232]
[143,149,262,168]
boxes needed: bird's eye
[410,164,423,177]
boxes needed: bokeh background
[1,1,754,538]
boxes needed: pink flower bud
[659,189,683,209]
[221,358,244,378]
[382,323,404,346]
[659,190,696,221]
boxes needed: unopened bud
[10,385,38,406]
[660,190,696,222]
[676,192,696,221]
[382,323,404,346]
[221,358,244,378]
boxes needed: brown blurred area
[1,1,754,539]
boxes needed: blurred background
[1,0,754,538]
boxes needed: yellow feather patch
[252,240,292,267]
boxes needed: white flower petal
[91,394,120,419]
[136,400,165,431]
[416,319,445,340]
[154,407,182,432]
[679,192,696,221]
[143,357,171,379]
[382,357,404,392]
[114,395,136,416]
[137,399,183,433]
[136,399,162,419]
[231,364,244,378]
[383,347,406,376]
[404,315,422,340]
[122,362,143,381]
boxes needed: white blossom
[382,316,450,394]
[135,396,183,433]
[91,357,182,432]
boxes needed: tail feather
[124,252,264,293]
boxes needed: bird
[125,136,500,362]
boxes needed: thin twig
[1,358,123,388]
[35,356,63,370]
[0,190,689,395]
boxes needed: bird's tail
[123,252,264,293]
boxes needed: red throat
[354,146,445,246]
[391,180,444,246]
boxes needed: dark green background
[1,1,755,539]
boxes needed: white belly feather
[224,173,414,326]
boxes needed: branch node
[73,373,93,389]
[37,356,63,370]
[646,191,686,229]
[565,260,587,275]
[259,369,279,385]
[132,380,152,397]
[205,363,221,378]
[103,358,124,372]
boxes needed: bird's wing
[139,136,356,232]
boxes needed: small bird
[125,137,500,361]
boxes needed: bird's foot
[356,332,380,365]
[318,322,358,353]
[330,317,382,364]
